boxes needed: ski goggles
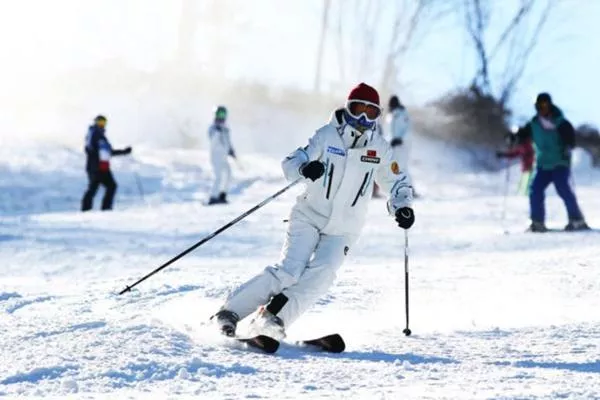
[346,100,382,122]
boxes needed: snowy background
[2,135,599,399]
[1,1,600,399]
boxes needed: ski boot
[211,309,239,337]
[565,219,590,231]
[247,306,286,340]
[207,197,220,205]
[527,220,548,233]
[218,192,228,204]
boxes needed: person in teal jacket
[516,93,589,232]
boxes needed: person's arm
[112,147,132,156]
[497,144,525,159]
[225,129,236,158]
[557,119,575,148]
[281,129,326,182]
[515,123,532,145]
[374,146,414,228]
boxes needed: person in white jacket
[207,105,236,205]
[211,83,415,338]
[387,95,412,183]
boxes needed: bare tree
[462,0,557,105]
[329,0,451,94]
[314,0,332,92]
[175,0,200,70]
[380,0,454,94]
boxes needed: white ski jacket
[388,107,410,142]
[282,109,413,236]
[208,123,234,163]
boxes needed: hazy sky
[0,0,598,143]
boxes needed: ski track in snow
[1,136,600,399]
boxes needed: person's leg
[81,173,101,211]
[274,234,356,327]
[552,166,584,222]
[220,217,320,322]
[529,169,552,224]
[219,161,232,202]
[101,171,117,210]
[209,158,224,203]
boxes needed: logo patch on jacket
[327,146,346,156]
[361,152,380,164]
[391,161,400,175]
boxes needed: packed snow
[1,133,599,399]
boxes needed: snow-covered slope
[1,135,599,399]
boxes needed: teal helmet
[214,105,227,122]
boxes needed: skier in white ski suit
[208,105,236,205]
[387,95,412,180]
[212,83,415,338]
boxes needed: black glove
[229,149,236,158]
[300,161,325,181]
[390,138,403,147]
[495,150,506,158]
[395,207,415,229]
[113,146,132,156]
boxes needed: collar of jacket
[90,125,105,135]
[330,108,374,150]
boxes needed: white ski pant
[223,214,357,327]
[210,156,231,198]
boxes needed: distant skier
[211,83,414,338]
[515,93,589,232]
[81,115,132,211]
[386,95,414,192]
[207,105,236,205]
[496,136,534,194]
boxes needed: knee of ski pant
[305,267,338,293]
[265,265,302,289]
[552,170,573,194]
[529,182,544,199]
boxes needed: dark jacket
[85,125,129,173]
[516,105,575,170]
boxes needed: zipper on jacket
[326,163,335,199]
[322,158,330,188]
[351,171,371,207]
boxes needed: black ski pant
[81,170,118,211]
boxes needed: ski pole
[501,158,510,224]
[500,130,515,233]
[134,172,145,202]
[402,229,411,336]
[118,178,302,295]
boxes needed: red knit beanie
[347,83,380,106]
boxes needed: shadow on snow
[514,360,600,373]
[278,346,458,365]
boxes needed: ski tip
[304,333,345,353]
[237,335,280,354]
